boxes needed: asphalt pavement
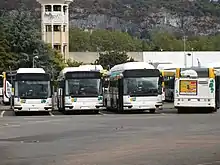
[0,103,219,165]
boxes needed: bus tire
[14,112,19,116]
[104,99,107,107]
[149,109,156,113]
[177,108,183,114]
[94,110,99,114]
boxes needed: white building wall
[37,0,73,60]
[143,51,220,67]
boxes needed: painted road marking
[0,111,5,117]
[49,112,54,116]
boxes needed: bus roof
[157,63,184,70]
[79,65,103,71]
[60,67,80,74]
[17,68,45,74]
[110,62,155,73]
[205,62,220,69]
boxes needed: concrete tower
[37,0,73,61]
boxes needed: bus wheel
[177,108,183,114]
[213,108,217,112]
[14,112,19,116]
[104,99,107,107]
[94,110,99,114]
[149,109,156,113]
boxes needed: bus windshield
[124,77,159,96]
[66,79,102,97]
[15,81,51,99]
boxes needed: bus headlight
[20,99,26,103]
[65,97,72,105]
[14,102,21,106]
[98,96,103,101]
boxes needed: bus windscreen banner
[65,72,101,79]
[16,73,50,81]
[179,80,197,95]
[123,69,160,78]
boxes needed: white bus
[2,71,17,105]
[57,66,104,113]
[106,62,163,113]
[13,68,52,114]
[174,67,218,113]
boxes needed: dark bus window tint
[0,77,3,87]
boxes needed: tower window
[53,5,61,11]
[45,25,52,32]
[63,25,66,32]
[54,25,61,32]
[54,44,61,51]
[45,5,52,12]
[63,6,67,14]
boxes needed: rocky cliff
[1,0,220,37]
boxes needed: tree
[96,51,130,69]
[66,59,83,67]
[1,7,66,77]
[0,14,17,72]
[69,28,149,52]
[69,28,91,51]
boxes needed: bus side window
[58,80,64,88]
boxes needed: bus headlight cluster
[65,97,72,105]
[46,99,52,106]
[98,96,103,101]
[20,99,26,103]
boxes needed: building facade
[37,0,73,60]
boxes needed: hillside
[1,0,220,37]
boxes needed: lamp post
[191,48,194,67]
[183,35,187,68]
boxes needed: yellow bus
[161,70,175,102]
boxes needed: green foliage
[96,51,132,69]
[69,28,91,51]
[147,31,220,51]
[66,59,83,67]
[69,28,146,52]
[0,14,17,72]
[69,28,220,52]
[0,7,74,78]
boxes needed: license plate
[139,106,148,109]
[81,106,89,109]
[29,108,39,111]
